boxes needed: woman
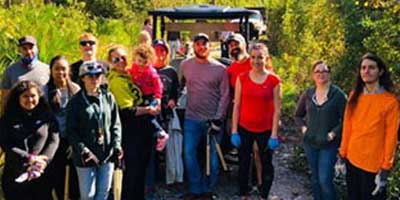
[340,53,399,199]
[106,45,161,200]
[0,80,60,200]
[230,43,281,200]
[66,61,122,200]
[152,40,182,186]
[43,55,80,199]
[294,61,347,200]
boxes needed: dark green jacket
[294,84,347,148]
[66,88,121,167]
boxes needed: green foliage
[0,4,140,75]
[388,146,400,199]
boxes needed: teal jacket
[294,84,347,148]
[67,88,122,167]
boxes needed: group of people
[0,29,398,200]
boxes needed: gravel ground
[151,134,313,200]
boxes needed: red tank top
[239,72,280,132]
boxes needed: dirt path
[153,133,313,200]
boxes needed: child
[128,44,168,151]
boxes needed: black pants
[120,109,156,200]
[48,137,80,200]
[346,161,386,200]
[238,126,274,198]
[2,166,52,200]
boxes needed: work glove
[81,147,100,166]
[372,170,390,196]
[15,154,48,183]
[230,133,241,148]
[268,137,280,150]
[334,157,347,177]
[156,130,169,152]
[208,119,222,135]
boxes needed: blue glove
[268,137,280,150]
[230,133,241,148]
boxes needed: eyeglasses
[313,70,330,74]
[80,40,96,46]
[112,56,127,64]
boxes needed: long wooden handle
[64,165,70,200]
[213,135,227,171]
[113,169,123,200]
[206,134,210,176]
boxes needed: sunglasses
[313,70,330,74]
[112,56,127,64]
[80,40,96,46]
[86,64,103,71]
[87,73,101,78]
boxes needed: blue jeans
[76,163,114,200]
[184,118,222,195]
[303,142,337,200]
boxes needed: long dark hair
[348,53,394,111]
[1,80,50,121]
[47,55,75,111]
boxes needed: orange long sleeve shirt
[339,92,399,173]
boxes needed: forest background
[0,0,399,199]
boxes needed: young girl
[0,80,60,200]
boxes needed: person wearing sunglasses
[66,61,122,200]
[70,33,110,83]
[294,61,347,200]
[1,35,50,112]
[106,45,161,199]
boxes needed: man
[70,33,109,83]
[180,33,229,200]
[226,33,251,91]
[339,53,399,200]
[1,35,49,110]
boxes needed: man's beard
[195,51,208,59]
[230,47,244,61]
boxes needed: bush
[0,3,141,77]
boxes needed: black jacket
[0,110,59,178]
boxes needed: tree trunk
[4,0,11,7]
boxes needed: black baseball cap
[153,40,169,52]
[193,33,209,43]
[18,35,37,46]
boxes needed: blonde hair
[79,33,97,43]
[138,30,152,46]
[133,44,155,64]
[250,43,273,71]
[107,44,127,63]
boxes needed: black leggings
[2,166,52,200]
[238,126,274,198]
[346,161,386,200]
[120,109,156,200]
